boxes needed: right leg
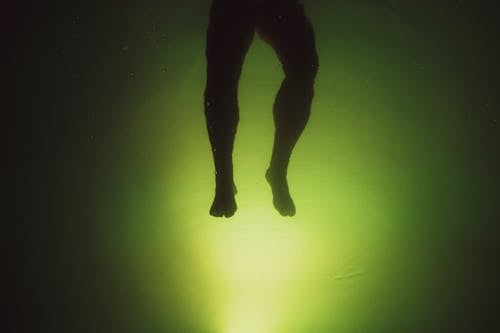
[204,1,255,217]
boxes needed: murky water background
[14,1,499,332]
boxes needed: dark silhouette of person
[204,0,318,217]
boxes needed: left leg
[256,1,319,216]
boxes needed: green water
[15,1,498,332]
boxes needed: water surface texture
[14,1,499,332]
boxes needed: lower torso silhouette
[204,0,318,217]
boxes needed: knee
[204,84,239,127]
[206,70,236,99]
[283,54,319,85]
[204,85,238,112]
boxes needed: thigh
[206,1,256,79]
[256,1,318,74]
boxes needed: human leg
[204,1,256,217]
[257,1,319,216]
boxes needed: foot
[266,169,296,216]
[210,184,237,218]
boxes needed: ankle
[215,178,235,194]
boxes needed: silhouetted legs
[205,0,318,217]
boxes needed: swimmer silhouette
[204,0,318,217]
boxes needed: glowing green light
[114,15,470,332]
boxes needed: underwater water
[14,0,499,332]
